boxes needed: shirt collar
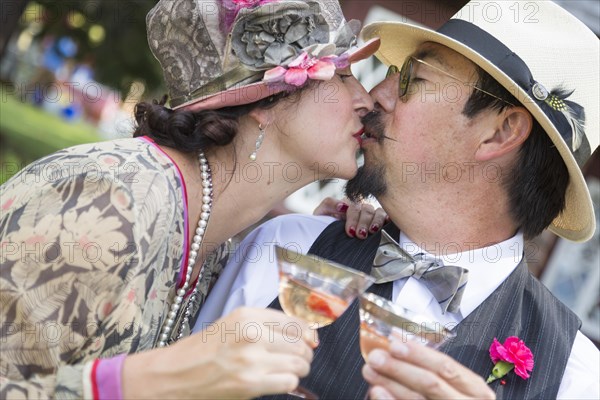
[398,231,524,318]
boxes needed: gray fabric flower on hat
[231,1,330,70]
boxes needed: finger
[312,196,337,215]
[232,347,311,377]
[363,365,424,399]
[231,307,318,339]
[248,373,300,397]
[366,349,465,399]
[344,202,362,237]
[226,370,301,399]
[263,336,315,363]
[355,203,375,239]
[313,197,347,217]
[224,308,320,349]
[270,318,320,350]
[262,352,312,378]
[368,386,395,400]
[268,320,319,350]
[369,208,387,233]
[320,212,346,221]
[388,341,495,399]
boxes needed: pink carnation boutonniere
[486,336,534,384]
[263,52,349,87]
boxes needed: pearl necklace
[157,151,212,347]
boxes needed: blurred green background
[0,91,99,183]
[0,0,164,184]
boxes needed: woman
[0,0,383,399]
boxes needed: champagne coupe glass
[275,246,376,398]
[359,293,456,399]
[359,292,456,361]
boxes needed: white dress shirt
[194,214,600,399]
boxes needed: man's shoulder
[254,214,338,238]
[266,213,337,228]
[232,214,337,256]
[559,331,600,398]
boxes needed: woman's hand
[362,340,496,400]
[313,197,388,239]
[122,307,318,399]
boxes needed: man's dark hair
[462,68,569,239]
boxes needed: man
[195,1,599,398]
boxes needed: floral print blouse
[0,137,228,398]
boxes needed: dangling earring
[249,123,266,161]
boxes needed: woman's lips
[353,128,364,146]
[359,128,378,146]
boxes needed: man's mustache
[361,111,398,142]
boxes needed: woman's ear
[247,108,272,128]
[476,107,533,161]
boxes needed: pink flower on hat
[223,0,278,31]
[263,52,337,86]
[487,336,534,383]
[231,0,275,7]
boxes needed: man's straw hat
[362,1,599,242]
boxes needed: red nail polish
[349,226,356,236]
[500,380,506,385]
[371,224,380,232]
[336,203,349,212]
[359,228,367,238]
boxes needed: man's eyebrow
[413,49,451,70]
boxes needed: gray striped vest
[264,221,580,399]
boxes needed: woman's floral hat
[146,0,380,111]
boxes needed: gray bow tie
[373,230,469,314]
